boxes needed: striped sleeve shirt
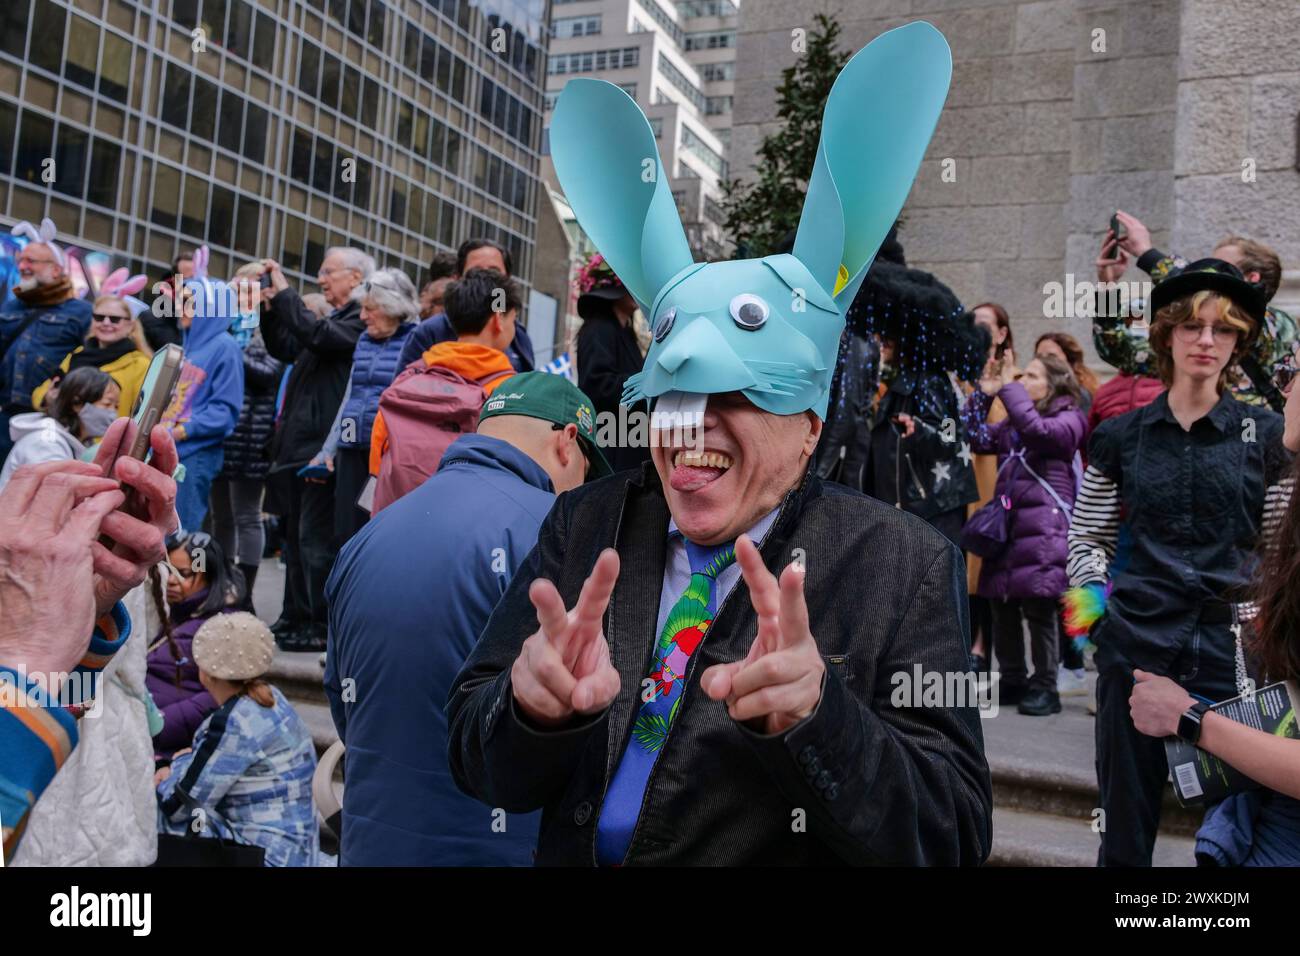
[1066,465,1120,588]
[0,602,131,859]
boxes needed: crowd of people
[0,216,599,866]
[1,57,1298,867]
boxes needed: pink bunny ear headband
[156,244,208,300]
[11,218,65,268]
[101,267,149,297]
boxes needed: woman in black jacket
[575,254,649,474]
[848,230,989,545]
[210,269,285,610]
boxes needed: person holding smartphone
[1,420,181,856]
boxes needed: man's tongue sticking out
[670,451,731,492]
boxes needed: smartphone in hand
[1108,213,1126,259]
[117,345,184,465]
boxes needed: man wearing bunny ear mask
[447,22,991,866]
[0,219,92,459]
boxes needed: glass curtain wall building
[0,0,547,290]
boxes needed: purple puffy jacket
[962,382,1088,601]
[145,589,235,759]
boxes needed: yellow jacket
[32,347,152,418]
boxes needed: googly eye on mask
[548,21,953,420]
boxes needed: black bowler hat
[1150,258,1267,334]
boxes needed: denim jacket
[0,296,92,410]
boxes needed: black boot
[271,617,300,639]
[237,563,259,613]
[1018,687,1062,716]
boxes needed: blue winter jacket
[324,433,551,866]
[397,311,536,374]
[336,324,414,448]
[168,289,244,460]
[0,294,91,409]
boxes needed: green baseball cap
[479,372,613,478]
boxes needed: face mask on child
[78,404,118,439]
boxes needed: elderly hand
[701,536,825,735]
[512,549,622,727]
[0,461,125,680]
[1130,670,1196,738]
[260,259,289,294]
[91,418,180,617]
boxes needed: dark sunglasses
[92,312,128,324]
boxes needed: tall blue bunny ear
[794,21,952,312]
[550,79,694,309]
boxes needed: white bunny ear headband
[10,218,65,269]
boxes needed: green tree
[720,13,851,259]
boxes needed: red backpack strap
[478,368,516,393]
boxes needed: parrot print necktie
[594,537,737,865]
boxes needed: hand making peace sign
[512,548,623,727]
[701,535,825,735]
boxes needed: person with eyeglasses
[31,294,153,419]
[1127,344,1300,865]
[145,531,248,763]
[256,249,371,652]
[0,220,93,461]
[1066,259,1295,866]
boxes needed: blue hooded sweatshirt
[324,433,552,866]
[164,276,244,460]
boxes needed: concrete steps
[989,806,1196,866]
[269,650,337,754]
[982,672,1204,866]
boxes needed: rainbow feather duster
[1061,582,1112,652]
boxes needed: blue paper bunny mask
[549,21,953,419]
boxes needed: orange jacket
[369,342,515,475]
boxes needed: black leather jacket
[448,462,992,865]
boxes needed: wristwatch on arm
[1176,701,1212,745]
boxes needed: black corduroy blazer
[447,462,993,866]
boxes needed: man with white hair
[258,248,372,651]
[0,220,92,459]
